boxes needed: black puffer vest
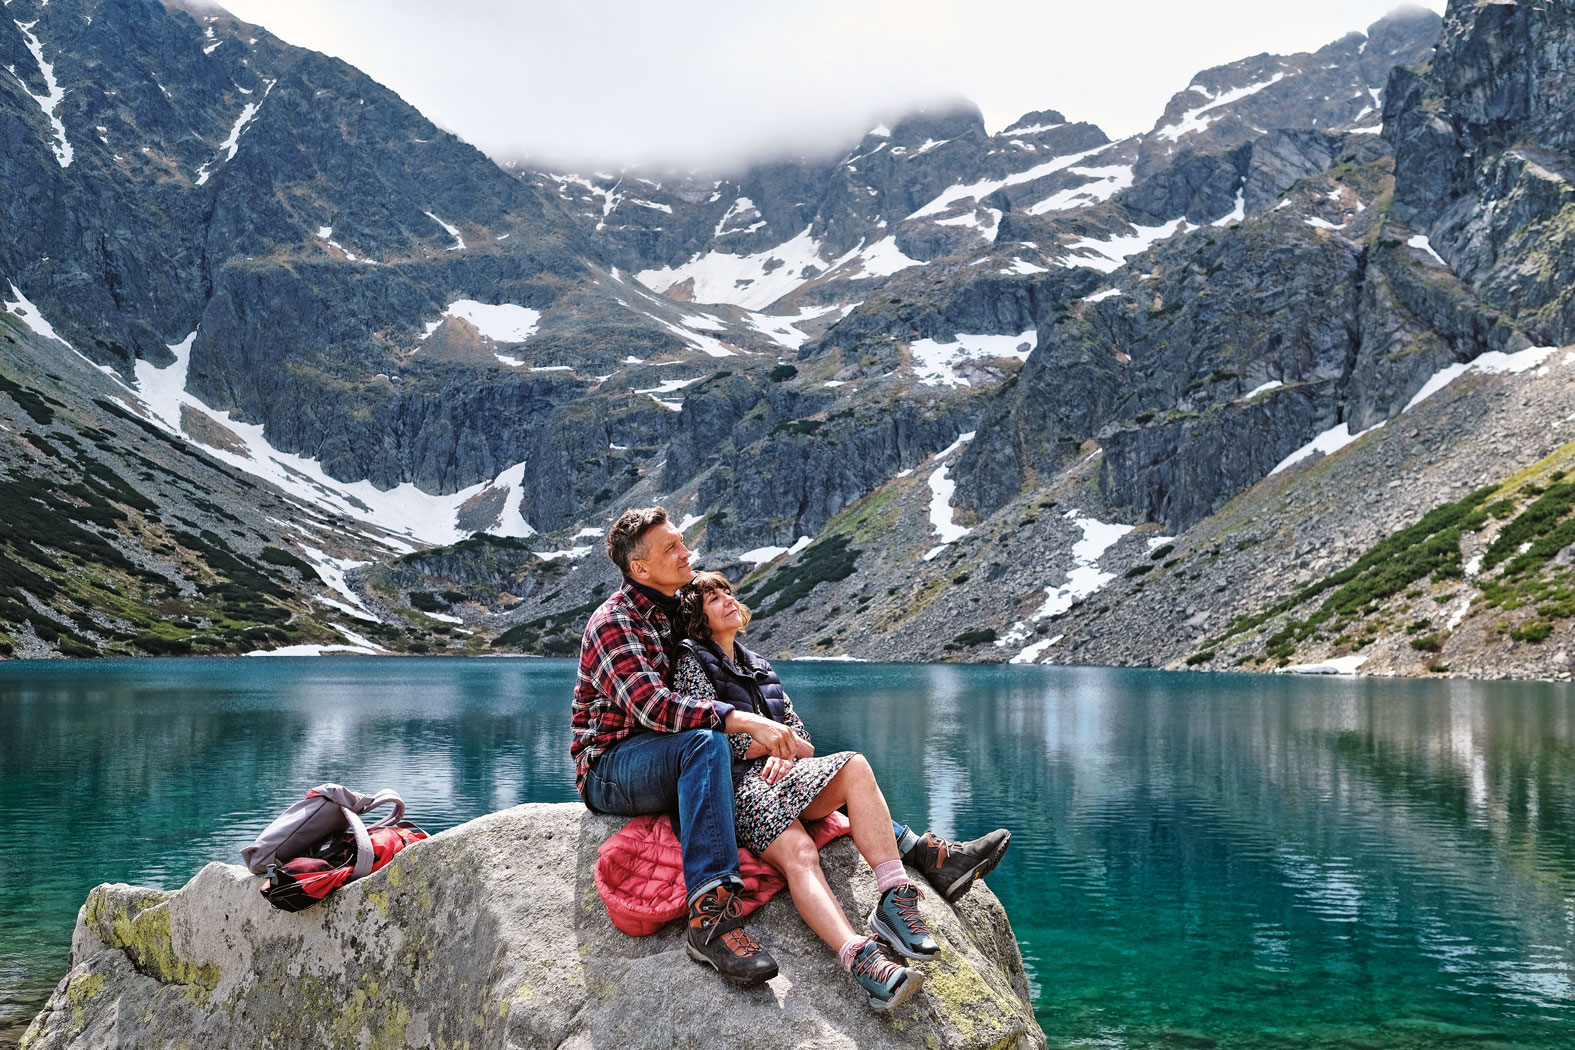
[679,638,788,778]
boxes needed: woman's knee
[767,823,821,873]
[845,752,874,784]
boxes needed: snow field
[998,512,1134,662]
[922,432,976,560]
[1065,218,1186,273]
[1156,72,1287,142]
[422,300,542,343]
[1407,234,1448,268]
[10,18,73,167]
[1025,164,1135,215]
[909,329,1036,388]
[907,143,1114,221]
[740,536,812,566]
[1272,345,1560,476]
[424,211,466,250]
[129,331,538,546]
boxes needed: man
[572,506,1012,985]
[572,506,790,985]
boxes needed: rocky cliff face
[23,804,1044,1050]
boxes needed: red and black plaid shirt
[570,581,735,799]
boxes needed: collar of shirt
[623,576,680,614]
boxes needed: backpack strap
[342,807,376,882]
[358,789,405,830]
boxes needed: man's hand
[725,710,796,759]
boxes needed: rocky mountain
[7,0,1575,678]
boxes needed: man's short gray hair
[606,506,671,575]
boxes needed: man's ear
[627,556,648,580]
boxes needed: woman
[671,571,939,1012]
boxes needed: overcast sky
[216,0,1446,172]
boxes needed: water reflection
[783,664,1575,1046]
[2,659,1573,1049]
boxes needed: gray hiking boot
[849,940,925,1012]
[868,883,938,960]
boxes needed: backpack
[241,784,428,911]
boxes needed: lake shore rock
[22,803,1045,1050]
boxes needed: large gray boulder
[23,803,1045,1050]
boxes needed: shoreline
[5,650,1575,684]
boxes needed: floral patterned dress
[672,650,854,855]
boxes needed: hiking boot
[868,883,938,960]
[849,940,925,1012]
[903,828,1011,903]
[684,883,778,986]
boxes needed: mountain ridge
[9,0,1575,679]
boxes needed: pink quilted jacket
[595,811,852,936]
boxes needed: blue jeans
[583,729,740,898]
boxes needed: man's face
[628,522,694,596]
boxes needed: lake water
[2,658,1573,1049]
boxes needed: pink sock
[838,935,872,971]
[874,859,909,895]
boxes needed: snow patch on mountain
[1025,164,1135,214]
[998,512,1134,661]
[1407,234,1448,268]
[741,302,847,350]
[130,332,537,546]
[908,143,1115,220]
[635,374,702,410]
[715,197,763,237]
[636,227,830,310]
[740,536,813,566]
[297,544,377,621]
[1272,421,1383,474]
[422,300,542,343]
[909,330,1036,387]
[4,281,123,378]
[922,432,977,560]
[1065,218,1186,272]
[196,80,274,185]
[844,237,924,278]
[1156,72,1288,142]
[1403,345,1559,412]
[424,211,466,250]
[10,18,73,167]
[1239,380,1284,401]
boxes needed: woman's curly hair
[677,570,752,642]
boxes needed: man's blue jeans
[583,729,740,899]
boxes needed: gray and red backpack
[241,784,427,911]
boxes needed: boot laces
[853,944,904,984]
[891,885,928,933]
[699,890,766,956]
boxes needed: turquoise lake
[2,658,1573,1049]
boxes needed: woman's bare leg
[760,820,860,951]
[800,754,901,868]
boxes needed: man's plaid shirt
[570,581,735,799]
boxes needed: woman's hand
[761,755,795,785]
[793,735,814,759]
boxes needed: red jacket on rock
[595,811,851,936]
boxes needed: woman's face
[704,585,745,636]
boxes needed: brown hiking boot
[903,828,1011,903]
[684,882,779,986]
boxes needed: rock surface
[22,804,1044,1050]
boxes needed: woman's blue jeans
[583,728,740,899]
